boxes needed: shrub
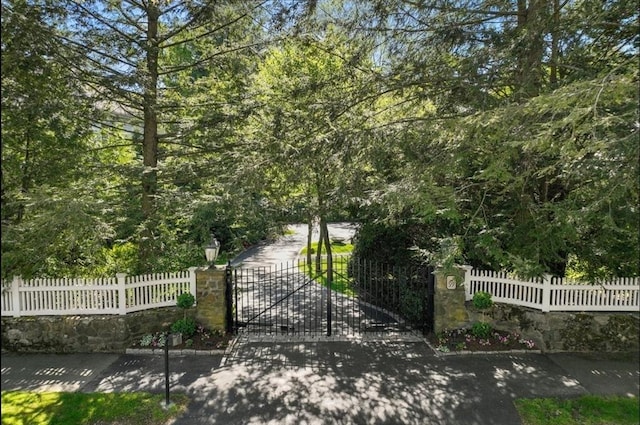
[176,292,195,322]
[171,318,196,338]
[472,322,493,339]
[473,291,493,310]
[399,285,424,325]
[176,293,195,310]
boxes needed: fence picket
[3,266,636,317]
[464,267,638,313]
[1,269,197,317]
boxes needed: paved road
[231,222,357,268]
[2,344,638,425]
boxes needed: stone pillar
[195,267,227,333]
[434,268,469,334]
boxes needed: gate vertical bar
[286,262,290,332]
[326,284,332,336]
[234,268,239,334]
[326,254,332,337]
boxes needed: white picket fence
[462,266,639,312]
[3,265,637,317]
[1,268,197,317]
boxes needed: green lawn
[299,241,354,255]
[515,395,639,425]
[298,255,355,297]
[1,391,188,425]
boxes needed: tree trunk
[320,217,333,286]
[515,0,547,99]
[307,216,313,274]
[315,221,324,275]
[16,136,31,223]
[139,2,160,270]
[549,0,560,86]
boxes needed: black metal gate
[227,256,434,337]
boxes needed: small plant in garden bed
[430,328,537,353]
[134,324,233,351]
[138,332,167,348]
[171,317,196,338]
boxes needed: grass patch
[1,390,189,425]
[300,241,354,255]
[298,256,355,297]
[515,395,639,425]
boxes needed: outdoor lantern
[205,233,220,268]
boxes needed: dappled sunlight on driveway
[492,359,581,394]
[176,340,520,425]
[3,343,632,424]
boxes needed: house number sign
[446,276,457,290]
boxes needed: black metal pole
[327,265,332,337]
[164,332,170,406]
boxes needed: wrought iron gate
[227,256,434,337]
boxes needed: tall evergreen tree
[50,0,271,271]
[1,0,104,277]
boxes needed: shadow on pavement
[2,343,637,425]
[173,340,589,425]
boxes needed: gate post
[195,267,227,333]
[433,267,469,334]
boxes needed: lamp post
[205,233,220,269]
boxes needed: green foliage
[398,285,425,325]
[170,318,196,338]
[240,35,380,230]
[139,333,166,348]
[455,72,639,279]
[434,328,536,352]
[1,189,119,279]
[1,1,105,279]
[351,222,429,268]
[472,291,493,311]
[1,0,636,283]
[176,293,195,310]
[471,322,493,339]
[90,243,139,277]
[188,197,282,259]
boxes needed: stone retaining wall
[1,267,229,354]
[1,308,186,353]
[434,270,640,352]
[467,303,640,352]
